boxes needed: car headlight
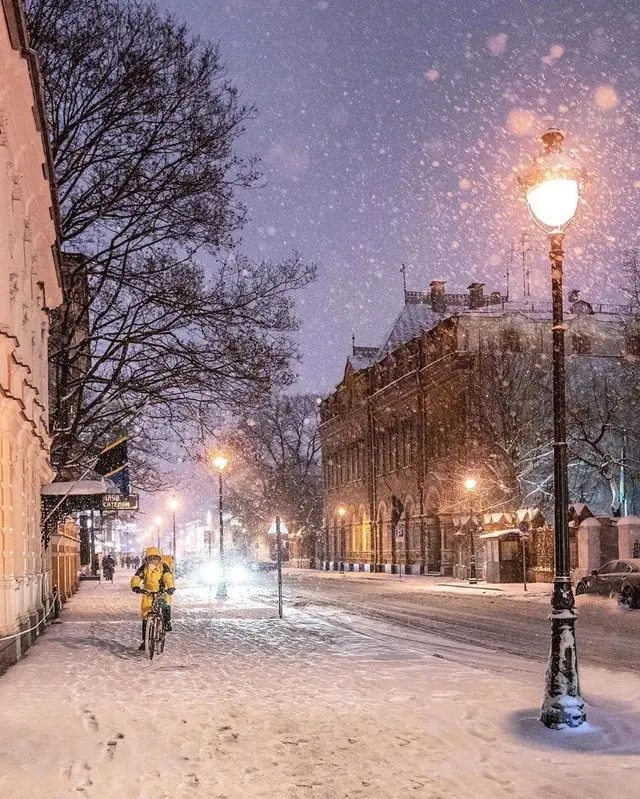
[229,564,250,584]
[199,560,222,585]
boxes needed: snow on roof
[378,299,443,353]
[42,480,108,496]
[343,291,629,379]
[347,353,376,371]
[479,528,521,539]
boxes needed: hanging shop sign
[101,493,139,511]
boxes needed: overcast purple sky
[158,0,640,394]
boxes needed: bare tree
[467,343,554,512]
[28,0,316,480]
[220,394,323,554]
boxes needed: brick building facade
[319,280,635,576]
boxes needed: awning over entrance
[479,528,521,539]
[42,480,107,496]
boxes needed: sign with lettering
[101,493,139,511]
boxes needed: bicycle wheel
[156,622,165,655]
[145,616,157,660]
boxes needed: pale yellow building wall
[0,4,61,652]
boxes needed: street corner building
[0,1,63,668]
[319,280,638,579]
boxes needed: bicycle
[142,590,168,660]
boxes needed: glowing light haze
[158,0,640,393]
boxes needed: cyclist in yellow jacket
[130,547,175,650]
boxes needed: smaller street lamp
[212,454,229,599]
[168,497,180,559]
[463,478,478,584]
[337,506,346,572]
[154,515,163,550]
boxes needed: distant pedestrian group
[117,554,141,569]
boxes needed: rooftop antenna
[506,242,514,302]
[351,332,356,354]
[522,232,530,297]
[400,263,407,299]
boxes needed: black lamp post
[518,128,586,729]
[463,478,479,584]
[338,507,346,573]
[168,497,179,560]
[212,455,229,599]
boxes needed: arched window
[627,334,640,357]
[501,329,521,353]
[572,332,591,355]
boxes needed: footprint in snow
[74,762,93,792]
[82,709,99,732]
[106,732,125,759]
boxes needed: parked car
[575,559,640,608]
[251,560,278,572]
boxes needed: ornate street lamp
[463,478,478,584]
[212,454,229,599]
[518,128,586,729]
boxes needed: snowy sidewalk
[286,567,552,602]
[1,570,640,799]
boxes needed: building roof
[378,298,443,353]
[343,288,632,382]
[347,353,377,372]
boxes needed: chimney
[468,282,485,310]
[489,291,501,305]
[430,280,446,313]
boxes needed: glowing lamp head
[464,478,477,492]
[337,506,347,517]
[154,515,163,526]
[518,129,585,233]
[168,498,179,511]
[212,455,228,472]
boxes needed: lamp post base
[216,582,228,600]
[469,553,478,585]
[541,578,585,729]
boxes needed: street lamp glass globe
[464,478,477,492]
[168,498,179,511]
[525,178,580,232]
[518,129,585,234]
[155,515,163,526]
[212,455,228,472]
[338,506,346,516]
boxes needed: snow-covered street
[3,571,640,799]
